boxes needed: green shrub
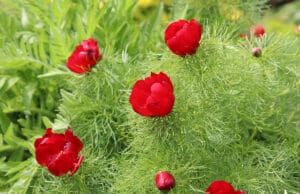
[0,0,299,193]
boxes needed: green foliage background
[0,0,299,193]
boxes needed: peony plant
[2,0,298,193]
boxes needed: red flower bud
[252,47,262,57]
[155,171,176,192]
[129,72,175,117]
[206,180,246,194]
[66,38,102,74]
[251,25,265,37]
[34,128,84,176]
[164,18,202,57]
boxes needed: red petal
[157,72,174,92]
[206,180,236,194]
[64,129,83,156]
[82,38,98,52]
[66,39,102,74]
[47,151,75,176]
[34,128,83,176]
[129,80,152,116]
[146,82,175,116]
[166,38,187,56]
[146,95,174,116]
[70,155,84,176]
[164,20,187,42]
[189,19,202,42]
[35,129,65,166]
[129,72,175,117]
[66,56,90,74]
[165,19,202,56]
[145,73,158,86]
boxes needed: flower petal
[206,180,236,194]
[164,19,202,56]
[34,128,84,176]
[66,38,102,74]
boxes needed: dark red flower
[206,180,246,194]
[155,171,176,192]
[66,38,102,74]
[164,18,202,57]
[34,128,84,176]
[251,25,265,37]
[129,72,175,117]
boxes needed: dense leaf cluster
[0,0,299,193]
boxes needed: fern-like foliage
[0,0,75,192]
[0,0,299,193]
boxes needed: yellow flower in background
[227,8,243,21]
[220,3,243,21]
[163,0,172,6]
[162,12,170,25]
[99,0,109,9]
[137,0,159,8]
[135,0,172,23]
[99,2,104,9]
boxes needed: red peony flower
[155,171,176,192]
[129,72,175,117]
[66,38,102,74]
[34,128,84,176]
[164,18,202,57]
[251,24,265,37]
[206,180,246,194]
[240,25,265,39]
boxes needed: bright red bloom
[34,128,84,176]
[251,25,265,37]
[155,171,176,192]
[206,180,246,194]
[66,38,102,74]
[129,72,175,117]
[164,18,202,57]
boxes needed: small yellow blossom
[226,9,243,21]
[138,0,159,8]
[161,12,170,25]
[99,2,104,9]
[220,3,243,21]
[163,0,172,6]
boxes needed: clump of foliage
[0,0,299,193]
[0,0,70,191]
